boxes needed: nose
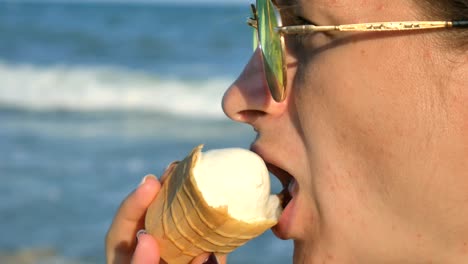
[222,49,287,125]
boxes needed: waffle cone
[145,145,278,264]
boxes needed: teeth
[266,163,295,209]
[288,178,297,196]
[280,179,296,209]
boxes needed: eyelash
[277,6,325,46]
[286,16,315,44]
[291,15,314,26]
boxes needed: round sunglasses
[248,0,468,102]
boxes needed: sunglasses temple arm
[453,20,468,28]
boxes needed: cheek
[295,41,416,157]
[292,37,447,207]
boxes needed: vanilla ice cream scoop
[193,148,281,222]
[145,145,282,264]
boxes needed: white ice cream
[192,148,281,222]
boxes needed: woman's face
[223,0,468,263]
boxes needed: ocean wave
[0,62,232,119]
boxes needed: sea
[0,1,294,263]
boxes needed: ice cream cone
[145,145,280,264]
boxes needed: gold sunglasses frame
[247,0,468,102]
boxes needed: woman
[106,0,468,263]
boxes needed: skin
[106,173,227,264]
[105,174,161,264]
[223,0,468,263]
[106,0,468,263]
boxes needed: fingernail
[203,253,218,264]
[136,229,147,242]
[139,174,154,186]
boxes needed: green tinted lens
[257,0,285,101]
[253,27,258,51]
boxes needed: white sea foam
[0,61,232,118]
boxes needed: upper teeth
[288,178,296,195]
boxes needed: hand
[105,171,227,264]
[105,174,161,264]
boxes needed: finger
[106,175,161,264]
[131,233,160,264]
[117,174,161,223]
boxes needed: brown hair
[415,0,468,47]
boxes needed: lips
[250,145,297,238]
[265,162,298,240]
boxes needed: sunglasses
[248,0,468,102]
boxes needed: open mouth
[266,163,294,209]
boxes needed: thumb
[131,231,161,264]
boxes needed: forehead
[297,0,418,22]
[298,0,389,7]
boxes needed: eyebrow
[275,0,299,7]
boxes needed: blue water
[0,1,293,263]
